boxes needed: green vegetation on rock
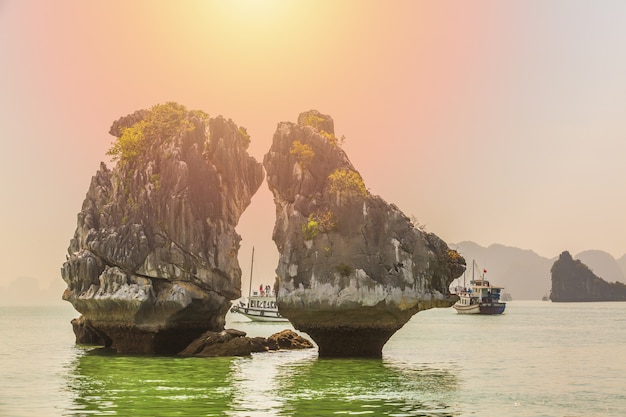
[150,174,161,191]
[328,168,367,199]
[320,130,345,147]
[301,208,338,241]
[238,126,251,148]
[313,207,337,232]
[336,263,354,277]
[107,119,148,163]
[290,140,314,168]
[447,250,462,261]
[107,102,197,163]
[302,214,320,240]
[301,113,325,128]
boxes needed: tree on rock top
[106,102,210,163]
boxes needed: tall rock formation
[550,251,626,302]
[62,103,264,353]
[263,110,465,357]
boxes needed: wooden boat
[453,261,506,315]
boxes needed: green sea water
[1,301,625,416]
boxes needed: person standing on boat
[259,284,264,296]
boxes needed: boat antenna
[248,246,254,299]
[472,259,475,283]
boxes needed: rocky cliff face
[263,110,465,357]
[550,251,626,302]
[62,103,264,353]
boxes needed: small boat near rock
[453,261,506,315]
[230,247,289,322]
[230,294,288,322]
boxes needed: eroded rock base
[71,319,218,354]
[71,316,108,346]
[298,325,400,358]
[99,325,214,354]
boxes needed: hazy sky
[1,0,626,298]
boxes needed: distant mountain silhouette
[574,250,625,284]
[618,254,626,281]
[453,242,626,300]
[453,242,553,300]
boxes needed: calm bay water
[1,301,625,416]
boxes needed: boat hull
[479,302,506,315]
[453,298,506,315]
[231,306,288,322]
[452,302,480,314]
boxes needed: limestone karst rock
[263,110,465,357]
[550,251,626,302]
[62,103,264,353]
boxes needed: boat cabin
[248,297,277,310]
[469,279,503,302]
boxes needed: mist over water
[1,302,625,416]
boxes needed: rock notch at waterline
[61,103,264,354]
[263,110,466,357]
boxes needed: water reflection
[225,350,318,416]
[66,348,237,416]
[66,348,458,416]
[273,356,459,416]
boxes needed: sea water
[1,301,625,416]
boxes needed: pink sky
[1,1,626,298]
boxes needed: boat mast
[248,246,254,299]
[472,259,475,283]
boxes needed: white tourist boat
[230,294,288,322]
[229,247,289,322]
[453,261,506,315]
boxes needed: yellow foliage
[238,126,251,148]
[448,250,462,261]
[190,109,210,122]
[320,130,338,146]
[313,207,337,232]
[328,168,367,199]
[107,102,196,163]
[302,113,325,128]
[302,208,337,241]
[290,140,314,168]
[106,120,148,162]
[302,214,319,240]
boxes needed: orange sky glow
[1,0,626,300]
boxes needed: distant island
[453,242,626,300]
[550,251,626,302]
